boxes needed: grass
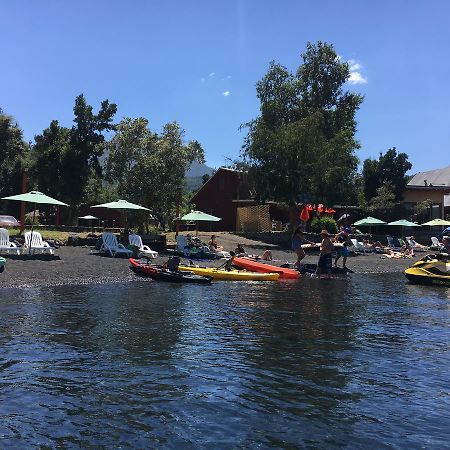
[8,228,93,242]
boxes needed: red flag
[300,207,310,222]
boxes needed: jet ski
[404,253,450,286]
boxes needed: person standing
[291,227,314,268]
[317,230,334,278]
[334,231,350,269]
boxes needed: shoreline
[0,233,419,289]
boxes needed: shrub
[311,216,338,234]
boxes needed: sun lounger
[129,234,158,259]
[100,232,132,258]
[23,231,54,255]
[0,228,20,255]
[430,237,445,251]
[386,236,403,252]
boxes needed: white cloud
[347,58,367,85]
[222,91,231,97]
[200,77,206,82]
[209,72,215,77]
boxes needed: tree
[104,118,205,229]
[362,147,412,202]
[363,182,407,221]
[241,41,363,206]
[31,95,117,220]
[0,109,28,212]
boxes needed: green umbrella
[421,218,450,226]
[1,191,69,254]
[181,210,221,235]
[388,219,420,227]
[91,199,151,227]
[181,210,221,222]
[2,190,68,206]
[353,216,386,226]
[388,219,421,239]
[91,199,150,211]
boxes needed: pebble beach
[1,233,418,288]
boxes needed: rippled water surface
[1,275,449,448]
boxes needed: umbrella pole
[29,203,36,255]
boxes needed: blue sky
[2,0,449,173]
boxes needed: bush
[311,216,338,234]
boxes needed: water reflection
[0,276,449,448]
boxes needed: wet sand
[0,233,420,288]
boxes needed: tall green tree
[0,109,28,211]
[362,147,412,202]
[104,118,204,229]
[242,41,363,206]
[31,95,117,219]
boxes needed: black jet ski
[404,253,450,286]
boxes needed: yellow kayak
[178,264,280,281]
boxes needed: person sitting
[442,236,450,253]
[208,234,223,252]
[235,243,246,255]
[218,251,236,271]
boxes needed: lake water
[0,275,449,448]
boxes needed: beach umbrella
[78,215,100,227]
[388,219,421,239]
[353,216,386,226]
[181,210,221,235]
[91,199,151,227]
[421,218,450,226]
[1,191,69,254]
[353,216,386,235]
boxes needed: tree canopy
[31,95,117,219]
[104,118,205,228]
[0,109,28,208]
[241,41,363,206]
[362,147,412,202]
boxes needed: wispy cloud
[347,58,367,85]
[222,91,231,97]
[200,77,206,82]
[209,72,215,77]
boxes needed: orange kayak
[233,256,300,280]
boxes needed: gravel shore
[0,232,420,289]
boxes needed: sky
[1,0,449,173]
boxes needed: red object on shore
[299,206,310,222]
[233,257,300,280]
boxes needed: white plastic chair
[430,237,444,251]
[350,238,368,253]
[0,228,20,255]
[129,234,158,259]
[100,232,132,258]
[23,231,54,255]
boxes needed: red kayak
[233,256,299,280]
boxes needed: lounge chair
[175,235,190,255]
[430,237,445,251]
[386,236,403,252]
[0,228,20,255]
[100,232,132,258]
[349,238,369,254]
[406,237,428,252]
[23,231,54,255]
[129,234,158,259]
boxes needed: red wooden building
[190,168,288,231]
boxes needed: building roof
[408,166,450,187]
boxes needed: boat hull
[404,267,450,286]
[178,264,280,281]
[232,257,299,279]
[130,259,212,284]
